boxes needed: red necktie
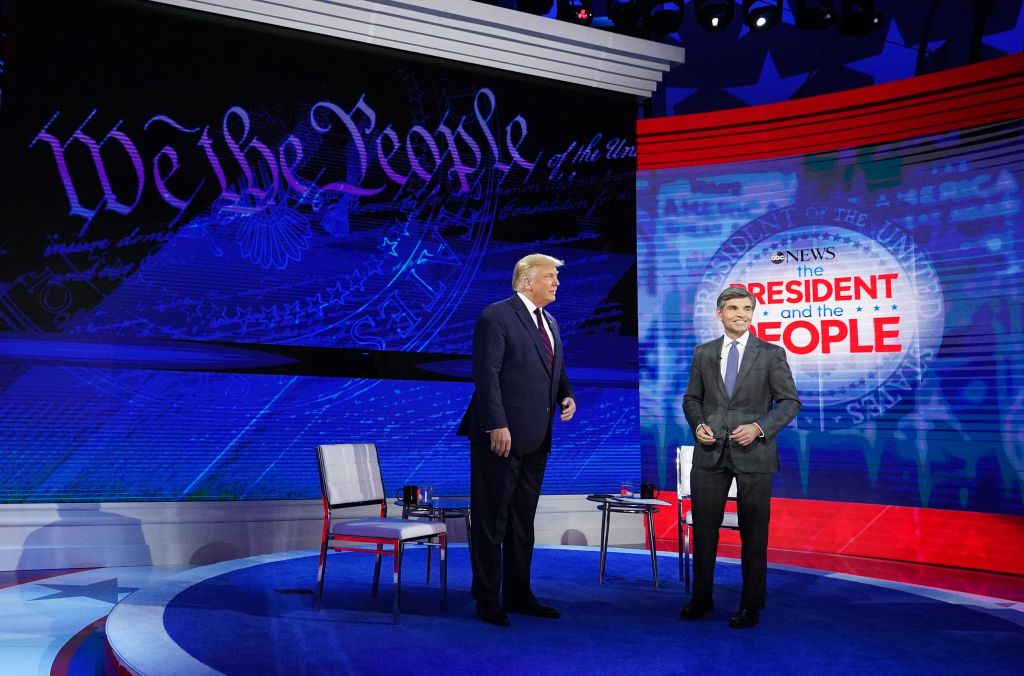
[534,308,553,370]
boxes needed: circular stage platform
[106,545,1024,675]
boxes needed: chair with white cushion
[676,444,739,591]
[315,443,447,623]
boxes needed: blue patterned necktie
[724,340,739,397]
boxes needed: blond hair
[512,253,564,291]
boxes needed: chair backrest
[676,445,695,499]
[676,445,737,499]
[317,443,386,507]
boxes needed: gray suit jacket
[682,334,801,473]
[458,295,574,455]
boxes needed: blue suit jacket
[458,295,574,455]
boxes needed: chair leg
[315,537,329,610]
[684,526,691,594]
[393,541,403,624]
[372,542,383,598]
[439,532,448,611]
[646,509,659,588]
[677,504,685,583]
[425,536,433,585]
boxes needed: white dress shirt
[518,292,554,347]
[719,331,750,381]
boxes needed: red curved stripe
[49,617,107,676]
[638,52,1024,169]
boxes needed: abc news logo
[770,247,837,264]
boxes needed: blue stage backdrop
[0,0,639,502]
[638,116,1024,516]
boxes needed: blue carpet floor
[117,546,1024,675]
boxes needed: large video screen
[0,0,640,501]
[639,117,1024,516]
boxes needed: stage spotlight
[517,0,555,14]
[649,2,684,34]
[837,0,882,35]
[556,0,594,25]
[742,0,781,31]
[793,0,837,29]
[696,0,735,32]
[608,0,644,32]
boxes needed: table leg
[599,505,610,584]
[646,508,659,587]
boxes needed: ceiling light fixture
[837,0,883,35]
[742,0,782,31]
[649,2,684,34]
[792,0,837,29]
[695,0,735,32]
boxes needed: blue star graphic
[348,272,367,292]
[983,7,1024,54]
[725,53,807,106]
[874,305,880,311]
[891,304,898,310]
[763,310,769,317]
[666,87,700,113]
[847,22,917,84]
[919,39,948,65]
[856,306,863,312]
[328,281,349,305]
[363,254,386,277]
[33,578,137,604]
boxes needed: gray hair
[512,253,564,291]
[716,285,757,310]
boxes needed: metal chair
[315,443,447,623]
[676,444,739,591]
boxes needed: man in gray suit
[458,253,576,627]
[680,285,801,629]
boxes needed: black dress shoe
[729,608,760,629]
[504,600,561,619]
[476,602,511,627]
[680,601,713,620]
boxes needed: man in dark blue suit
[681,285,801,629]
[458,253,576,627]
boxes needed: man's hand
[559,397,576,422]
[489,427,512,456]
[728,423,761,447]
[695,423,716,445]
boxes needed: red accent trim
[0,568,96,591]
[650,496,1024,578]
[637,52,1024,169]
[49,617,106,676]
[104,639,134,676]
